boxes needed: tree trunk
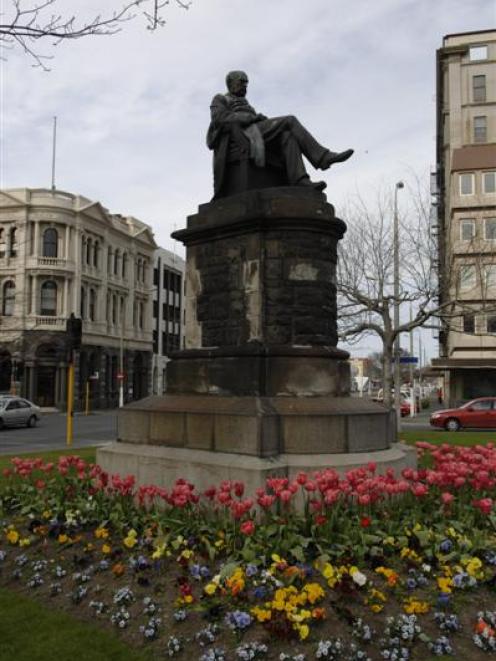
[382,343,394,408]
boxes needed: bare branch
[0,0,192,68]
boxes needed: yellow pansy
[101,543,112,554]
[123,529,138,549]
[251,606,272,622]
[204,582,217,596]
[403,597,430,614]
[6,529,19,545]
[94,527,109,539]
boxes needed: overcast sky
[1,0,494,359]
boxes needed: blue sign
[399,356,418,364]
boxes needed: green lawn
[400,429,496,446]
[0,447,97,477]
[0,588,152,661]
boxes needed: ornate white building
[0,188,156,409]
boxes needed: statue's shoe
[319,148,354,169]
[298,178,327,191]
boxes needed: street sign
[400,356,418,364]
[117,372,125,380]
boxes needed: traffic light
[66,313,82,351]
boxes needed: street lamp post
[393,181,404,432]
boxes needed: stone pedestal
[98,188,415,490]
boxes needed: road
[0,410,117,455]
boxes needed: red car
[430,397,496,431]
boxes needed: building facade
[0,188,156,409]
[433,30,496,405]
[151,248,185,395]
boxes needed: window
[474,116,487,143]
[40,281,57,316]
[112,295,117,325]
[139,302,144,329]
[473,75,486,102]
[488,316,496,334]
[2,280,15,316]
[43,228,58,257]
[469,399,492,410]
[469,45,488,61]
[460,218,475,240]
[485,218,496,240]
[163,268,169,290]
[153,330,158,353]
[153,300,158,318]
[153,268,159,286]
[120,297,125,325]
[86,238,92,265]
[80,286,86,319]
[485,264,496,287]
[9,228,17,257]
[0,229,5,258]
[459,264,476,290]
[89,289,96,321]
[122,253,127,279]
[114,250,119,276]
[483,172,496,194]
[93,241,99,268]
[463,314,475,334]
[460,173,474,195]
[107,248,112,274]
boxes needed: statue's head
[226,70,248,97]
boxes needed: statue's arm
[210,95,255,128]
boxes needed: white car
[0,396,41,429]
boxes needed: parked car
[430,397,496,431]
[0,397,41,429]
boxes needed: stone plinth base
[96,442,417,496]
[115,395,396,458]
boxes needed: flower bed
[0,442,495,659]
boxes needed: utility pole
[393,181,404,432]
[119,299,125,407]
[409,304,415,418]
[51,116,57,191]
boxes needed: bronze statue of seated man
[207,70,354,198]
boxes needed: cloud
[1,0,494,358]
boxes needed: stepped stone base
[113,394,396,457]
[96,442,417,495]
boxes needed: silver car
[0,396,41,429]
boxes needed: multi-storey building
[151,248,185,394]
[432,30,496,405]
[0,188,156,409]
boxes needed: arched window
[89,289,96,321]
[43,228,58,258]
[0,229,5,258]
[2,280,15,315]
[122,253,127,279]
[93,241,99,268]
[80,286,86,319]
[40,281,57,316]
[86,238,92,265]
[9,228,17,257]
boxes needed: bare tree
[337,178,442,407]
[0,0,191,69]
[337,176,496,408]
